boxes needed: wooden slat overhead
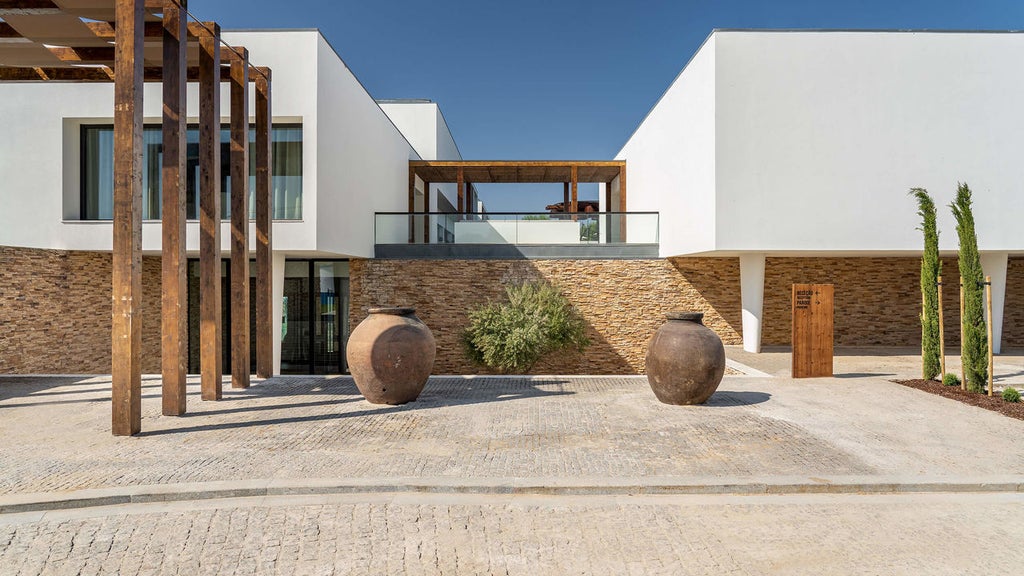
[410,160,625,184]
[1,12,109,45]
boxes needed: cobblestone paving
[3,374,1024,496]
[0,376,879,494]
[1,493,1022,575]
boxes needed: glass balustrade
[375,212,659,245]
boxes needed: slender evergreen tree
[950,183,988,391]
[911,188,941,380]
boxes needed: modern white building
[0,29,465,375]
[3,26,1023,381]
[613,30,1024,353]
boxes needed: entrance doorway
[186,258,350,375]
[280,260,350,374]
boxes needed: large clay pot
[645,311,725,405]
[347,307,436,405]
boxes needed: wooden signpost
[792,284,834,378]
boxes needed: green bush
[942,373,961,387]
[1003,387,1021,403]
[950,183,988,392]
[462,281,590,374]
[912,188,941,380]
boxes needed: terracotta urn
[346,307,436,405]
[645,311,725,405]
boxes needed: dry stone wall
[0,246,162,374]
[349,258,743,375]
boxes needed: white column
[271,251,287,375]
[980,251,1008,354]
[740,253,766,353]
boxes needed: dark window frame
[79,122,303,221]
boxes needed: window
[81,123,303,220]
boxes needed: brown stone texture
[0,246,162,374]
[761,256,989,348]
[349,258,742,375]
[1002,257,1024,349]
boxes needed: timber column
[111,0,145,435]
[198,23,223,400]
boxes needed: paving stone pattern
[1,494,1022,575]
[0,376,873,495]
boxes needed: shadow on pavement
[137,376,574,437]
[703,390,771,407]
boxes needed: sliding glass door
[188,258,350,375]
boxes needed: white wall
[379,101,462,212]
[314,35,420,258]
[0,30,320,254]
[714,31,1024,255]
[616,34,717,257]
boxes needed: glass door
[312,262,348,374]
[280,261,311,374]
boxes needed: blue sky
[197,0,1024,211]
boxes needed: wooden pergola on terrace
[408,160,627,241]
[0,0,275,436]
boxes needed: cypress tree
[911,188,940,380]
[950,183,988,391]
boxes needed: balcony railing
[375,212,659,246]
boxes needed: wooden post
[937,275,945,380]
[198,24,222,401]
[254,67,273,379]
[605,181,613,243]
[111,0,145,436]
[563,181,569,214]
[618,166,627,242]
[986,275,994,396]
[457,167,465,213]
[423,183,430,243]
[407,166,415,243]
[570,165,578,216]
[160,0,187,416]
[959,280,966,390]
[229,52,250,389]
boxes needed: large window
[81,123,303,220]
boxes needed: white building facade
[615,30,1024,353]
[0,29,462,375]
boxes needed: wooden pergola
[0,0,275,436]
[408,160,627,241]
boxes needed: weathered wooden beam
[198,22,222,401]
[0,1,60,15]
[456,167,464,213]
[229,51,250,390]
[407,166,415,243]
[423,183,430,243]
[47,46,115,63]
[111,0,144,437]
[570,165,578,215]
[618,166,627,241]
[160,0,186,416]
[254,67,272,379]
[0,65,242,83]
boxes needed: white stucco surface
[619,30,1024,258]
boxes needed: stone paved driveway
[1,374,1023,496]
[1,492,1022,575]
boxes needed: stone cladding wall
[2,248,1020,375]
[349,258,743,375]
[0,246,162,374]
[761,256,988,347]
[1002,257,1024,349]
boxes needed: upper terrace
[376,160,659,259]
